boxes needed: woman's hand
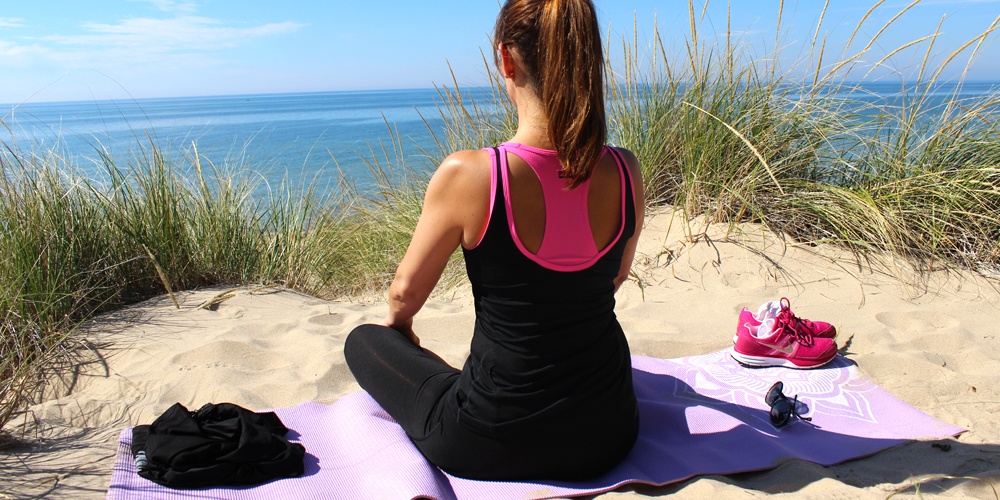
[382,316,419,347]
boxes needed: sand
[2,209,999,499]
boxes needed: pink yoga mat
[107,351,964,499]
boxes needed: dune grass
[605,0,1000,275]
[0,137,427,436]
[2,0,1000,437]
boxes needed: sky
[1,0,999,103]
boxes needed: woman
[345,0,645,481]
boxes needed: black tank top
[452,145,638,436]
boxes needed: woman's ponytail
[495,0,606,188]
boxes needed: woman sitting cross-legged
[344,0,646,481]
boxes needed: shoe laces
[775,298,815,346]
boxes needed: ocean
[3,82,998,195]
[1,88,471,193]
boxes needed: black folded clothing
[131,402,305,489]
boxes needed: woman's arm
[383,150,491,345]
[613,148,644,292]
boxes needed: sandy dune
[3,209,999,499]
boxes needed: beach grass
[605,1,1000,275]
[2,0,1000,436]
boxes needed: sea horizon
[2,87,495,193]
[3,81,998,196]
[1,86,459,108]
[6,78,1000,107]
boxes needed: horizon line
[6,79,1000,108]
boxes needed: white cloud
[0,10,305,92]
[38,16,303,59]
[0,39,47,58]
[0,17,25,28]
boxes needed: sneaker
[731,300,783,343]
[731,305,839,369]
[732,298,836,343]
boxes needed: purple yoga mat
[107,351,964,499]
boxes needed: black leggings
[343,324,636,481]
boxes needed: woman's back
[455,143,637,432]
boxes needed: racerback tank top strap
[497,142,629,272]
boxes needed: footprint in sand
[325,303,377,326]
[721,271,758,289]
[224,306,246,319]
[620,307,687,357]
[308,312,346,327]
[874,310,961,334]
[340,303,372,312]
[618,302,683,337]
[171,340,286,372]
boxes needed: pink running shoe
[732,298,837,343]
[731,301,839,369]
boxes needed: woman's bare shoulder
[440,149,492,170]
[424,149,493,203]
[421,149,494,246]
[609,147,641,177]
[606,146,645,208]
[430,149,493,187]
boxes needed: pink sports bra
[473,142,632,272]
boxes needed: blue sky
[1,0,999,103]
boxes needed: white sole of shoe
[729,348,836,369]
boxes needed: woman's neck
[508,128,552,150]
[508,87,554,150]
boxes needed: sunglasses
[765,381,812,428]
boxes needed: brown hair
[494,0,606,188]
